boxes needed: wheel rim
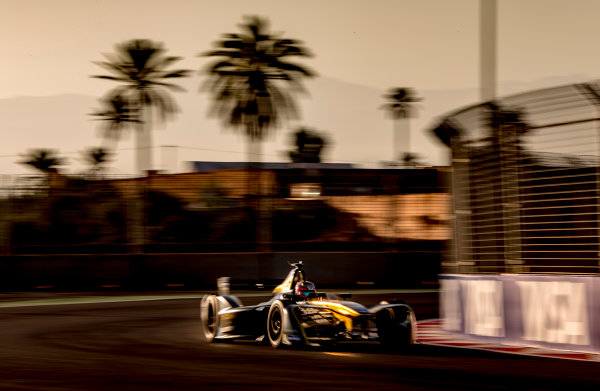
[269,307,282,341]
[206,302,216,335]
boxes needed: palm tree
[202,16,314,251]
[201,16,315,166]
[81,147,112,179]
[92,39,190,175]
[381,87,421,164]
[487,102,530,143]
[90,95,139,151]
[18,149,66,189]
[19,149,65,174]
[288,127,327,163]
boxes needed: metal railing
[436,81,600,274]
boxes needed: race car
[200,261,417,350]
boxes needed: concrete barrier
[440,274,600,354]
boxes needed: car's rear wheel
[200,295,219,342]
[267,300,285,348]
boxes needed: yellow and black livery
[200,261,417,350]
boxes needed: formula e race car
[200,262,417,350]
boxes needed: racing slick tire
[200,295,220,343]
[267,300,285,348]
[376,306,412,352]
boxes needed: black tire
[200,295,219,342]
[267,300,285,348]
[376,307,411,351]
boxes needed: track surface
[0,292,598,390]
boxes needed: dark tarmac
[0,292,597,390]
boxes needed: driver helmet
[295,281,316,298]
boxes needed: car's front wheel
[200,295,219,342]
[376,306,412,352]
[267,300,285,348]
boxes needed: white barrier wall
[440,274,599,353]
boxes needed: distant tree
[432,103,529,150]
[19,149,65,174]
[18,149,66,190]
[201,16,315,165]
[92,39,190,175]
[81,147,112,179]
[381,87,421,163]
[487,102,530,143]
[90,95,139,150]
[288,128,327,163]
[401,152,426,167]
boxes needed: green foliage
[93,39,190,120]
[202,15,315,141]
[271,199,376,243]
[143,190,254,247]
[486,102,531,138]
[11,179,127,251]
[80,147,112,179]
[90,95,139,142]
[381,87,421,119]
[92,39,190,172]
[288,128,328,163]
[18,149,65,174]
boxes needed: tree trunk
[129,109,152,254]
[127,186,144,255]
[135,110,153,176]
[246,124,271,252]
[394,118,410,162]
[0,177,11,255]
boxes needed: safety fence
[434,81,600,274]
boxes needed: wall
[0,251,441,291]
[440,274,600,353]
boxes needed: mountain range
[0,73,594,177]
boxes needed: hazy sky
[2,0,600,175]
[2,0,479,97]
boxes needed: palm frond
[201,16,314,141]
[19,149,65,173]
[161,69,191,79]
[92,75,128,82]
[382,87,422,119]
[93,38,190,125]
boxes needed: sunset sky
[2,0,600,175]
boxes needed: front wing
[281,303,415,347]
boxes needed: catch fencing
[434,81,600,275]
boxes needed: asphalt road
[0,292,598,390]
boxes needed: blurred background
[3,0,600,292]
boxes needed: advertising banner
[440,274,600,353]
